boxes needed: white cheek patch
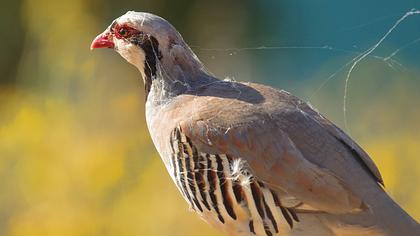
[115,39,146,74]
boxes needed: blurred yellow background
[0,0,419,235]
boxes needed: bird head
[91,12,181,76]
[91,11,208,98]
[90,11,214,100]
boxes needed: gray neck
[145,62,217,106]
[136,37,218,106]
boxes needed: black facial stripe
[130,34,162,99]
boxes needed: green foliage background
[0,0,419,235]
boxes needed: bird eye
[114,25,140,39]
[118,27,128,37]
[114,25,136,39]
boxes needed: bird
[91,11,419,236]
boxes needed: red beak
[90,32,115,50]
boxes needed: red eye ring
[114,25,138,39]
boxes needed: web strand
[342,8,420,133]
[191,9,420,134]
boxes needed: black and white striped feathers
[170,127,298,236]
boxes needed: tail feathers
[291,195,419,236]
[367,190,419,236]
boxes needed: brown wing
[164,81,384,215]
[289,96,383,186]
[179,119,365,214]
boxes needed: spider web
[189,8,420,134]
